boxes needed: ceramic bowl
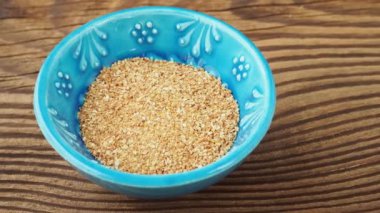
[34,6,276,199]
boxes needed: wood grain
[1,0,380,212]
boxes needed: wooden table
[1,0,380,212]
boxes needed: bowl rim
[34,6,276,189]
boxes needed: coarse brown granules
[78,58,239,175]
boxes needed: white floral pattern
[131,21,158,44]
[73,27,108,71]
[55,71,72,98]
[235,88,264,145]
[232,55,250,81]
[48,108,94,159]
[176,19,221,58]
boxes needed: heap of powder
[78,58,239,174]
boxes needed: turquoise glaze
[33,7,276,199]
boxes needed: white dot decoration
[233,57,238,64]
[232,68,237,75]
[147,36,154,44]
[245,64,250,70]
[135,23,142,30]
[239,56,245,62]
[236,74,241,81]
[146,21,153,28]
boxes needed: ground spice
[78,58,239,174]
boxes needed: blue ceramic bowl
[34,6,276,199]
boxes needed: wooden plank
[1,0,379,212]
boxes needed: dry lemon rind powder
[78,58,239,175]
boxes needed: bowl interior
[35,7,275,178]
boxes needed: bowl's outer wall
[34,7,276,198]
